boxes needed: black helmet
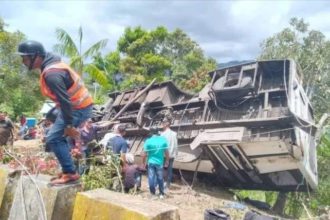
[17,40,46,56]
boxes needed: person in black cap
[17,40,93,185]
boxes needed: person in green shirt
[142,127,169,198]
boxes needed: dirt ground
[136,172,251,220]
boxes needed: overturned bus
[97,59,318,192]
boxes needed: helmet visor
[16,51,34,56]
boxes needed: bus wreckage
[96,59,318,192]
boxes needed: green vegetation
[94,26,216,92]
[54,26,110,88]
[0,18,43,118]
[81,151,123,191]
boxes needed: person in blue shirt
[142,127,169,198]
[107,124,129,163]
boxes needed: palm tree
[53,26,109,88]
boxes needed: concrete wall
[72,189,180,220]
[0,166,180,220]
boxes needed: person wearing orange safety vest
[17,40,93,185]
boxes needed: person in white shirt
[99,124,120,149]
[160,117,178,188]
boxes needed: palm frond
[84,64,110,88]
[83,39,108,59]
[55,28,79,57]
[78,26,83,55]
[53,44,67,56]
[70,56,83,74]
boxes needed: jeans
[135,173,142,188]
[166,158,174,186]
[76,149,91,175]
[46,105,93,174]
[148,163,164,195]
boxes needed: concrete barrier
[0,165,81,220]
[0,166,180,220]
[8,174,81,220]
[0,166,22,220]
[0,165,8,207]
[72,189,180,220]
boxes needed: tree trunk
[272,192,287,215]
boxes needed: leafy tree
[53,27,110,88]
[117,26,147,55]
[117,26,170,85]
[183,59,216,91]
[0,17,43,119]
[312,127,330,212]
[93,51,121,91]
[115,26,216,91]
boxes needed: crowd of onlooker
[0,111,56,147]
[0,110,178,198]
[59,114,179,199]
[55,115,178,198]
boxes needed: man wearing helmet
[17,40,93,185]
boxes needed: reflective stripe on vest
[40,62,93,109]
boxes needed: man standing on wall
[17,40,93,185]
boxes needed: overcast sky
[1,0,330,62]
